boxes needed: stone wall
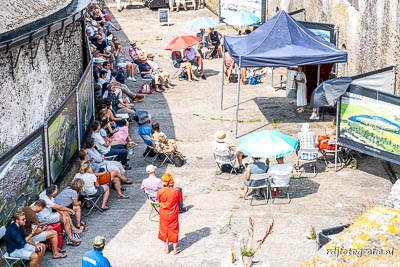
[0,27,84,154]
[205,0,400,93]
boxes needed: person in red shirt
[157,173,183,255]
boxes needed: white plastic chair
[0,227,28,267]
[244,173,269,206]
[267,163,293,203]
[297,147,319,176]
[213,151,238,176]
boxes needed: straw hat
[214,130,228,142]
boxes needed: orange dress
[157,187,183,243]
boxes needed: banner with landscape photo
[339,85,400,164]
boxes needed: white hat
[214,130,228,142]
[301,123,311,132]
[146,165,157,173]
[93,57,106,64]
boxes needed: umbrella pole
[235,57,242,138]
[334,100,340,172]
[221,53,225,111]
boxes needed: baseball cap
[146,165,157,173]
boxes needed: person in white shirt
[146,53,173,89]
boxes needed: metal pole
[221,54,225,110]
[235,57,242,138]
[334,98,340,172]
[44,124,51,186]
[76,87,81,150]
[317,64,321,86]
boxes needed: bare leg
[29,252,40,267]
[46,230,59,256]
[164,240,170,254]
[73,205,82,228]
[173,242,181,255]
[237,151,244,166]
[36,243,46,261]
[101,185,110,209]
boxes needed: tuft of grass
[271,119,280,128]
[306,225,317,240]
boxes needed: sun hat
[214,130,229,142]
[93,57,105,64]
[138,112,151,124]
[301,123,311,132]
[93,236,106,249]
[161,173,175,187]
[146,165,157,173]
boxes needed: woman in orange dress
[157,173,183,255]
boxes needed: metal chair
[143,189,160,221]
[80,191,104,217]
[170,57,184,79]
[244,173,269,206]
[0,227,28,267]
[139,134,157,163]
[297,147,319,176]
[213,151,238,177]
[150,138,175,167]
[320,139,344,166]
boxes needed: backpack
[137,83,152,94]
[173,155,186,167]
[229,74,238,83]
[248,74,261,85]
[116,70,125,84]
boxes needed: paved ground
[41,4,394,267]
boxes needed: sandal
[173,248,181,255]
[117,194,129,199]
[57,248,67,254]
[53,252,67,259]
[81,221,88,227]
[120,186,126,191]
[101,206,109,211]
[66,238,81,247]
[123,178,133,184]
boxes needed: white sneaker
[127,77,133,81]
[132,77,137,82]
[309,113,316,120]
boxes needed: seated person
[114,43,136,81]
[5,211,46,267]
[100,118,136,147]
[267,157,293,187]
[151,121,185,159]
[212,130,245,172]
[296,123,318,166]
[54,179,87,232]
[37,185,82,246]
[318,119,337,150]
[196,28,214,58]
[207,28,222,59]
[22,201,66,259]
[171,51,199,82]
[101,99,130,126]
[224,51,235,83]
[243,157,268,197]
[137,112,152,146]
[75,162,111,210]
[81,144,131,182]
[105,84,136,121]
[183,46,206,79]
[138,56,163,92]
[93,35,113,65]
[146,53,173,89]
[141,165,186,212]
[129,39,144,65]
[90,121,130,170]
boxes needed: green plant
[306,225,316,240]
[240,217,274,257]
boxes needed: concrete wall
[0,28,84,154]
[205,0,400,93]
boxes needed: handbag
[229,74,238,83]
[137,83,152,94]
[173,154,186,167]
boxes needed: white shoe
[132,77,137,82]
[127,77,133,81]
[309,113,316,120]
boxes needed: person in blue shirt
[82,236,111,267]
[5,211,46,267]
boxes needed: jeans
[106,144,128,165]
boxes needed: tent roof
[224,11,348,67]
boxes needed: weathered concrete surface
[0,0,71,33]
[40,5,394,267]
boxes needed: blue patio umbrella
[237,130,298,158]
[222,11,260,26]
[187,17,220,29]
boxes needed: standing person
[5,211,46,267]
[22,200,67,259]
[157,173,183,255]
[174,0,187,11]
[82,236,111,267]
[295,65,307,113]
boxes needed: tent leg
[235,62,242,138]
[221,56,225,111]
[334,103,340,172]
[317,64,321,86]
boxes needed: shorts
[10,243,36,260]
[117,61,131,68]
[31,231,48,243]
[175,0,185,3]
[41,212,60,225]
[89,186,105,197]
[97,172,111,185]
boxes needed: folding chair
[297,147,319,176]
[170,57,184,79]
[143,189,160,221]
[150,138,174,167]
[268,163,293,203]
[320,139,344,166]
[213,151,238,176]
[139,134,157,162]
[0,227,28,267]
[244,173,269,206]
[80,191,104,217]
